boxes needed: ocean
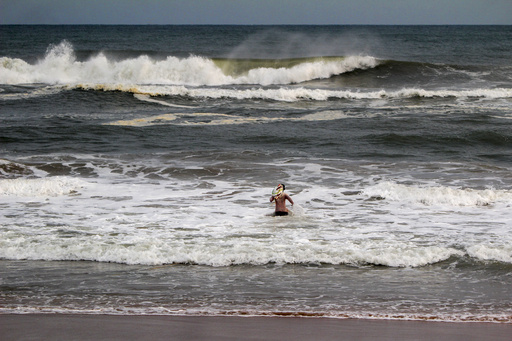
[0,25,511,322]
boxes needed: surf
[72,83,512,104]
[362,181,512,207]
[0,41,379,86]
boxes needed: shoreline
[2,315,511,341]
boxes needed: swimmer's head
[272,184,285,197]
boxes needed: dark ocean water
[1,25,511,322]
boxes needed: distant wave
[1,82,510,103]
[0,41,378,86]
[2,41,510,103]
[75,84,512,102]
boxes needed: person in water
[270,184,294,216]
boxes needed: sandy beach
[2,315,511,341]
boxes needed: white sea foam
[133,94,193,108]
[393,87,512,99]
[466,244,512,263]
[362,181,512,207]
[104,110,350,126]
[0,86,64,101]
[1,169,510,267]
[0,177,87,197]
[2,305,508,323]
[1,155,511,268]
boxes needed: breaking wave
[2,41,511,103]
[74,84,512,102]
[0,41,378,86]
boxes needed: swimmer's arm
[270,196,275,202]
[285,194,294,205]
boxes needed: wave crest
[71,83,512,103]
[0,41,378,86]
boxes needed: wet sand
[2,315,511,341]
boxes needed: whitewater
[1,157,511,267]
[1,41,379,86]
